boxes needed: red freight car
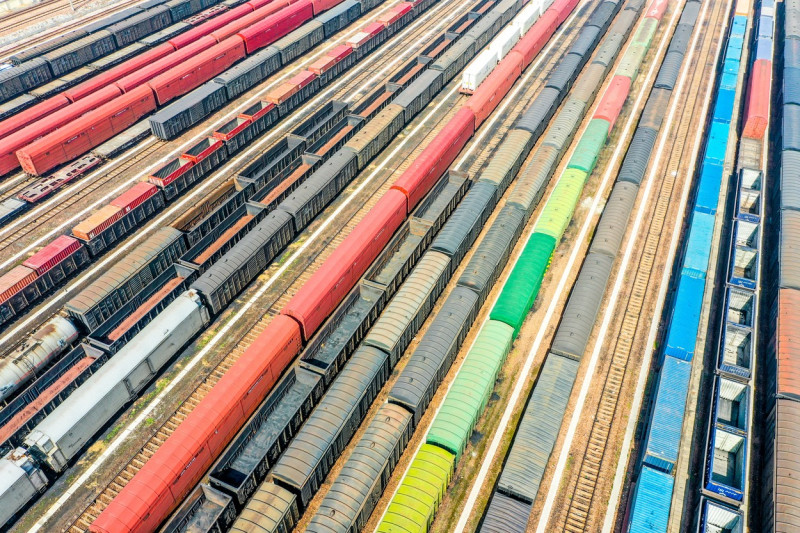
[311,0,342,14]
[115,37,216,93]
[265,70,316,104]
[512,9,559,67]
[392,107,475,210]
[466,50,523,126]
[110,182,158,213]
[237,0,314,54]
[169,3,254,49]
[22,235,82,275]
[148,37,246,105]
[65,43,175,102]
[1,85,123,176]
[211,1,292,43]
[551,0,580,24]
[0,266,37,305]
[743,59,770,140]
[72,204,124,241]
[90,315,303,533]
[283,189,407,339]
[309,55,337,75]
[594,75,630,129]
[17,86,157,176]
[149,156,195,187]
[646,0,669,19]
[0,95,69,141]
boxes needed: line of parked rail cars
[75,0,587,530]
[0,0,401,180]
[0,0,555,527]
[148,1,654,531]
[0,0,438,329]
[690,1,773,530]
[0,0,478,438]
[626,4,752,532]
[760,0,800,531]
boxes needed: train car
[24,291,209,473]
[0,316,78,403]
[16,86,157,176]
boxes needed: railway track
[66,84,460,533]
[0,0,466,350]
[556,1,729,531]
[0,142,165,254]
[0,0,143,58]
[52,8,480,533]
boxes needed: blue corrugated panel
[783,103,800,151]
[756,37,773,61]
[695,161,724,215]
[758,15,773,39]
[785,68,800,105]
[643,356,692,472]
[728,35,743,53]
[785,37,800,68]
[704,121,730,165]
[723,58,740,76]
[720,72,738,90]
[713,88,735,123]
[665,274,706,361]
[629,467,674,533]
[683,212,715,274]
[730,16,747,37]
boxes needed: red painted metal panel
[110,182,158,213]
[237,0,313,54]
[149,157,194,187]
[466,50,523,127]
[0,266,36,304]
[23,235,81,275]
[72,204,124,241]
[364,21,386,35]
[265,81,299,104]
[90,315,302,533]
[549,0,580,24]
[169,4,254,48]
[282,190,407,339]
[391,107,475,209]
[311,0,343,14]
[777,289,800,400]
[238,100,275,120]
[183,137,224,164]
[115,37,216,93]
[512,10,558,68]
[148,36,246,105]
[0,95,69,141]
[743,59,770,140]
[328,43,353,61]
[65,44,175,102]
[1,85,122,176]
[593,75,631,129]
[213,116,251,140]
[645,0,669,19]
[17,86,157,176]
[309,55,337,74]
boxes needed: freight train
[0,0,378,178]
[626,2,755,531]
[760,0,800,531]
[78,0,585,530]
[0,0,431,329]
[0,0,528,526]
